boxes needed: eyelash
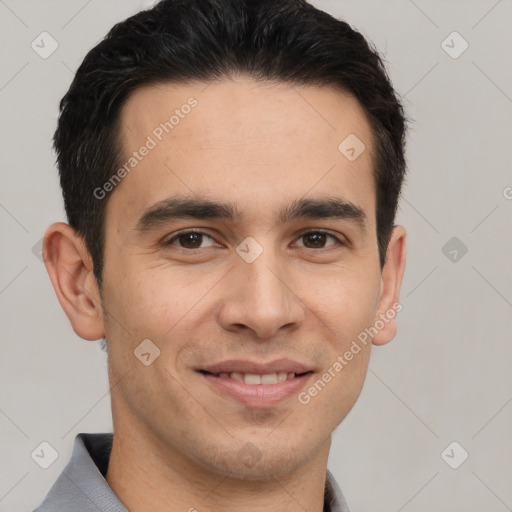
[164,229,346,250]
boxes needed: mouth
[195,360,315,407]
[198,369,313,385]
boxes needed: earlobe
[43,222,105,341]
[372,225,407,346]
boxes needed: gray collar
[34,433,350,512]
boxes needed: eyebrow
[134,195,368,233]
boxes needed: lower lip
[199,372,314,408]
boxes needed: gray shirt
[33,433,350,511]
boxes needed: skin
[44,78,406,512]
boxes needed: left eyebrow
[134,195,368,233]
[278,197,368,232]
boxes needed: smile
[199,370,310,385]
[197,366,314,407]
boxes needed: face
[92,79,401,479]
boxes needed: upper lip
[199,359,313,375]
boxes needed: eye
[294,230,344,249]
[163,229,345,251]
[165,230,218,249]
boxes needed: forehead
[119,79,373,151]
[107,79,376,231]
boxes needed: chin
[201,439,315,481]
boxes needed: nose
[216,246,305,339]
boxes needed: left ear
[372,225,407,346]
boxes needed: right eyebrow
[134,196,240,232]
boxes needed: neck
[105,414,331,512]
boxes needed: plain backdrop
[0,1,511,511]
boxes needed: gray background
[1,0,511,511]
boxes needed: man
[35,0,407,510]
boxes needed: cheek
[305,267,380,336]
[299,269,379,407]
[102,266,218,350]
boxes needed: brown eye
[166,231,216,249]
[296,231,342,249]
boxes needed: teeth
[244,373,261,385]
[215,371,298,384]
[261,373,278,384]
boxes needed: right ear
[43,222,105,340]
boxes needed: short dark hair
[54,0,408,286]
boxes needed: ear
[372,225,407,346]
[43,222,105,341]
